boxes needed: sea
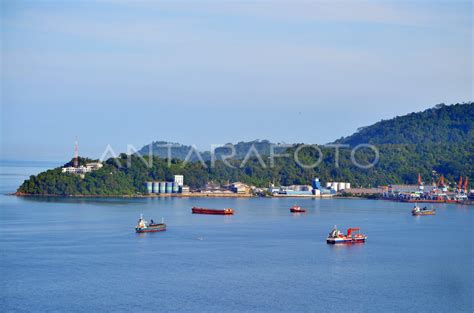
[0,161,472,312]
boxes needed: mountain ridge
[333,102,473,146]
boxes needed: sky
[1,0,472,161]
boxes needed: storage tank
[345,183,351,190]
[159,182,166,193]
[326,182,332,188]
[152,182,159,194]
[338,182,346,191]
[331,182,339,192]
[165,182,173,193]
[145,181,153,194]
[172,182,179,193]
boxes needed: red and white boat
[326,226,367,244]
[290,205,306,213]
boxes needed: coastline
[12,192,254,198]
[12,192,473,205]
[13,192,334,199]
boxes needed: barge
[191,207,234,215]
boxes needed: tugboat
[290,205,306,213]
[135,214,167,233]
[192,207,234,215]
[411,205,436,216]
[326,225,367,244]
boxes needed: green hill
[334,102,473,146]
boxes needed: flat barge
[192,207,234,215]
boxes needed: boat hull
[135,224,167,233]
[290,209,306,213]
[403,199,459,204]
[326,238,366,244]
[412,212,435,216]
[192,207,234,215]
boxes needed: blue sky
[1,0,472,161]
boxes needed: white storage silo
[331,182,339,192]
[345,183,351,190]
[152,182,159,194]
[326,182,332,188]
[146,182,153,194]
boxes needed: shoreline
[13,192,334,199]
[11,192,473,205]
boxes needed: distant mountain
[334,102,473,146]
[137,140,291,161]
[137,141,197,160]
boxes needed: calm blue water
[1,163,473,312]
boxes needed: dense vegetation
[334,102,473,146]
[17,103,473,195]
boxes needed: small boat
[191,207,234,215]
[326,225,367,244]
[412,205,436,216]
[290,205,306,213]
[135,215,166,233]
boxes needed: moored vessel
[411,205,436,216]
[135,215,167,233]
[191,207,234,215]
[326,226,367,244]
[290,205,306,213]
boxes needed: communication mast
[74,139,79,168]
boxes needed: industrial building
[230,182,250,194]
[272,178,348,197]
[174,175,184,187]
[145,175,188,194]
[278,185,313,196]
[62,162,103,175]
[325,181,351,192]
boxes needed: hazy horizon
[1,1,472,162]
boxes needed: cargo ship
[135,215,167,233]
[290,205,306,213]
[411,205,436,216]
[191,207,234,215]
[326,226,367,244]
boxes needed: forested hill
[137,140,290,161]
[334,103,473,146]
